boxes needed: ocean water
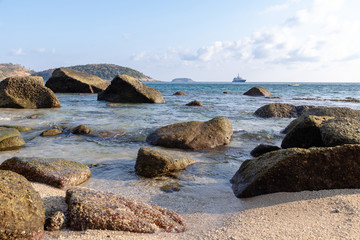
[0,82,359,212]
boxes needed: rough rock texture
[230,144,360,198]
[45,211,66,231]
[0,170,45,239]
[282,107,360,134]
[40,128,62,137]
[0,125,31,132]
[243,86,272,97]
[320,118,360,147]
[98,75,165,103]
[0,127,25,151]
[186,100,202,106]
[65,187,185,233]
[0,76,60,108]
[281,115,332,149]
[46,68,110,93]
[250,144,281,157]
[254,103,313,118]
[135,147,195,178]
[0,157,91,188]
[146,117,233,150]
[72,125,91,135]
[173,91,186,95]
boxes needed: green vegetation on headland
[0,63,35,80]
[171,78,195,83]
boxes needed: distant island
[171,78,195,83]
[0,63,34,80]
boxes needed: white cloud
[37,48,46,53]
[11,48,24,56]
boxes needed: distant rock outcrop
[243,86,272,97]
[0,63,34,80]
[0,76,60,108]
[46,68,110,93]
[98,75,165,103]
[171,78,195,83]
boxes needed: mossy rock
[231,144,360,198]
[320,118,360,146]
[0,170,45,239]
[0,127,25,151]
[0,157,91,188]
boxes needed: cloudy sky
[1,0,360,82]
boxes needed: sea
[0,82,359,213]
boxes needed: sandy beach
[33,182,360,240]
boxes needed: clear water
[0,82,359,211]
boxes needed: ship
[232,74,246,82]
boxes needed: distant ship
[232,74,246,82]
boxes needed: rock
[45,68,110,93]
[98,75,165,103]
[173,91,186,95]
[186,100,202,106]
[0,125,31,132]
[27,114,40,119]
[254,103,313,118]
[0,76,60,108]
[72,125,91,135]
[243,86,272,97]
[0,170,45,239]
[65,187,185,233]
[135,147,195,178]
[250,144,281,157]
[0,157,91,188]
[95,129,126,138]
[146,117,233,150]
[45,211,66,231]
[281,115,332,149]
[230,144,360,198]
[40,128,63,137]
[0,127,25,151]
[320,118,360,147]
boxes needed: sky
[1,0,360,82]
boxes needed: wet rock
[243,86,272,97]
[95,129,126,138]
[320,118,360,147]
[72,125,91,135]
[254,103,313,118]
[0,127,25,151]
[146,117,233,150]
[40,128,63,137]
[26,114,40,119]
[0,170,45,239]
[46,68,110,93]
[173,91,186,95]
[98,75,165,103]
[160,182,182,193]
[65,187,185,233]
[0,125,31,132]
[135,147,195,178]
[0,76,60,108]
[45,211,66,231]
[250,144,281,157]
[0,157,91,188]
[186,100,202,106]
[231,144,360,198]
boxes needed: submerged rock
[0,157,91,188]
[231,144,360,198]
[146,117,233,150]
[173,91,186,95]
[0,127,25,151]
[40,128,63,137]
[0,170,45,239]
[46,68,110,93]
[250,144,281,157]
[72,125,91,135]
[66,187,185,233]
[0,125,31,132]
[98,75,165,103]
[186,100,202,106]
[254,103,313,118]
[243,86,272,97]
[0,76,60,108]
[135,147,194,178]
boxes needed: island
[171,78,195,83]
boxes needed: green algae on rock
[0,157,91,188]
[66,187,185,233]
[0,170,45,240]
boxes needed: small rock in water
[160,182,182,193]
[40,128,63,137]
[173,91,186,95]
[243,86,272,97]
[26,114,40,119]
[0,127,26,151]
[72,125,91,135]
[186,100,202,106]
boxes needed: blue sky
[1,0,360,82]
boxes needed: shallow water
[0,82,359,211]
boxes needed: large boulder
[98,75,165,103]
[135,147,195,178]
[0,170,45,239]
[0,157,91,188]
[231,144,360,198]
[146,117,233,150]
[254,103,313,118]
[66,187,185,233]
[45,68,110,93]
[243,86,272,97]
[320,118,360,147]
[0,76,60,108]
[0,127,25,151]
